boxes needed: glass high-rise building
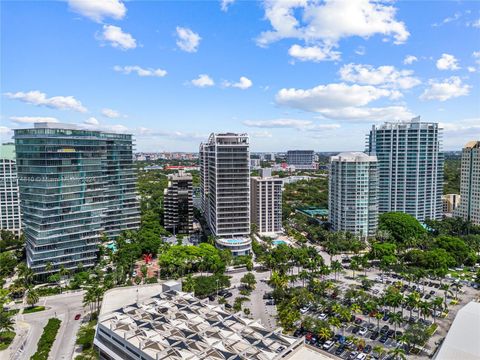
[329,152,378,239]
[0,143,22,236]
[14,123,140,275]
[455,141,480,225]
[367,117,443,221]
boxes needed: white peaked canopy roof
[435,301,480,360]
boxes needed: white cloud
[223,76,253,89]
[316,106,414,122]
[250,131,273,138]
[467,66,476,73]
[243,118,340,132]
[84,117,100,125]
[256,0,409,62]
[243,119,313,129]
[420,76,470,101]
[276,83,393,111]
[0,126,12,135]
[403,55,418,65]
[113,65,167,77]
[220,0,235,12]
[473,51,480,65]
[436,53,460,70]
[101,108,125,118]
[99,25,136,50]
[355,46,366,56]
[176,27,201,53]
[275,82,413,121]
[68,0,126,22]
[10,116,59,124]
[432,12,461,27]
[339,63,421,89]
[4,90,87,112]
[288,44,340,62]
[191,74,214,87]
[471,19,480,28]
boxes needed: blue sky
[1,0,479,152]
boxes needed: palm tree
[0,311,14,333]
[388,347,406,360]
[440,283,453,308]
[390,312,403,338]
[26,288,39,308]
[18,263,34,288]
[373,345,386,359]
[318,327,332,342]
[419,301,431,320]
[405,292,420,319]
[431,297,443,323]
[330,260,342,281]
[328,316,342,336]
[452,282,462,300]
[299,270,309,287]
[375,312,383,329]
[350,304,362,316]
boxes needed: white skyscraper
[251,168,283,235]
[329,152,378,239]
[0,143,22,236]
[367,117,443,221]
[199,134,251,254]
[455,141,480,225]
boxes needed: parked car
[335,345,346,356]
[223,292,233,298]
[367,323,375,330]
[354,317,363,324]
[348,351,359,360]
[358,327,368,336]
[323,340,335,350]
[317,313,328,320]
[380,325,389,334]
[379,335,388,343]
[225,303,232,309]
[363,345,372,354]
[352,326,360,334]
[300,307,310,314]
[208,295,216,301]
[370,331,379,340]
[355,353,367,360]
[74,314,81,320]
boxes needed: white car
[355,353,367,360]
[300,307,310,314]
[323,340,334,350]
[358,327,368,336]
[318,313,328,320]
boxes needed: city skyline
[1,1,479,152]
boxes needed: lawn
[0,331,15,350]
[23,306,46,314]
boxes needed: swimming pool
[272,240,287,246]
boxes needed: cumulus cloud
[220,0,235,12]
[288,44,340,62]
[10,116,59,124]
[276,83,393,111]
[98,25,136,50]
[257,0,409,62]
[243,118,340,132]
[101,108,125,118]
[339,63,421,89]
[473,51,480,64]
[403,55,418,65]
[436,53,460,70]
[68,0,126,22]
[420,76,470,101]
[113,65,167,77]
[275,82,413,121]
[84,117,100,125]
[223,76,253,89]
[250,131,273,138]
[0,126,12,135]
[191,74,215,87]
[176,27,201,53]
[4,90,87,112]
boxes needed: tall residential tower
[14,123,140,275]
[164,171,193,234]
[367,117,443,221]
[329,152,378,239]
[455,141,480,225]
[0,143,22,236]
[199,133,251,255]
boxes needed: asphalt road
[3,290,85,360]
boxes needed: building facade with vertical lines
[0,143,22,236]
[14,123,140,275]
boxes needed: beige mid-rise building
[455,141,480,225]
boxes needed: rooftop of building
[464,140,480,149]
[97,288,303,360]
[435,301,480,360]
[330,152,377,162]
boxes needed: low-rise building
[94,283,307,360]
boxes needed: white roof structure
[96,290,304,360]
[435,301,480,360]
[330,152,377,163]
